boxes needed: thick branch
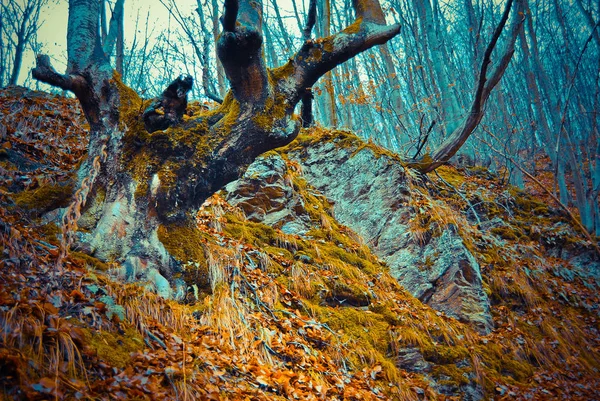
[217,0,268,104]
[31,54,76,91]
[31,54,106,127]
[293,21,401,94]
[221,0,238,32]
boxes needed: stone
[227,137,493,333]
[225,153,314,235]
[289,143,493,333]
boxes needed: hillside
[1,87,599,400]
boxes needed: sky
[18,0,300,88]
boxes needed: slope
[0,87,599,400]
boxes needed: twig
[413,119,435,159]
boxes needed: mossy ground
[1,88,599,399]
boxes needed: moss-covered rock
[12,182,74,215]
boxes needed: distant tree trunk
[414,0,462,135]
[33,0,400,298]
[270,0,294,53]
[116,9,124,76]
[378,43,408,130]
[575,0,600,47]
[211,0,226,97]
[318,0,337,127]
[0,12,4,86]
[9,41,24,86]
[102,0,125,73]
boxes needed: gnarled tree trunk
[32,0,400,299]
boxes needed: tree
[31,0,401,297]
[0,0,46,86]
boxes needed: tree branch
[31,54,75,91]
[217,0,268,104]
[302,0,317,41]
[293,20,401,94]
[419,0,525,173]
[473,0,514,113]
[221,0,238,32]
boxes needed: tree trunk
[211,0,227,98]
[9,40,23,86]
[33,0,400,298]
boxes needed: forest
[0,0,599,399]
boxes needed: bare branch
[31,54,76,91]
[419,0,525,173]
[473,0,515,113]
[302,0,317,41]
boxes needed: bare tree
[0,0,46,86]
[31,0,400,297]
[101,0,125,75]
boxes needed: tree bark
[33,0,401,298]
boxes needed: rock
[289,141,493,333]
[395,347,431,373]
[225,153,313,235]
[227,135,493,333]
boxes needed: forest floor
[1,87,600,400]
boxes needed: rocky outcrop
[225,153,314,236]
[225,134,493,333]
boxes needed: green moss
[157,224,207,265]
[423,344,470,365]
[309,303,398,379]
[222,212,278,245]
[88,327,144,369]
[252,92,288,131]
[38,222,61,243]
[70,251,109,271]
[432,364,471,386]
[13,182,74,215]
[509,187,550,215]
[437,165,467,187]
[326,280,371,306]
[490,226,520,241]
[343,18,363,35]
[158,224,211,291]
[406,153,433,171]
[269,61,294,82]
